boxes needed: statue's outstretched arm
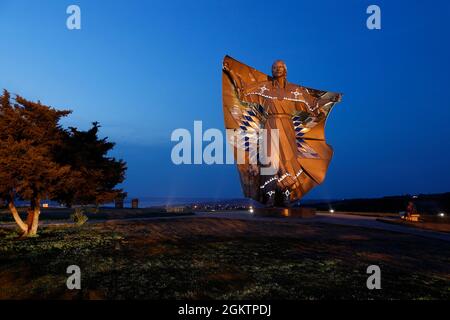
[318,92,343,105]
[223,61,245,97]
[295,90,342,116]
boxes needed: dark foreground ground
[0,207,193,222]
[0,218,449,300]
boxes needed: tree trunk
[7,200,28,233]
[25,209,34,235]
[26,197,41,237]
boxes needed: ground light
[438,212,445,217]
[329,209,335,213]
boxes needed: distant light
[42,203,49,208]
[438,212,445,217]
[249,208,254,214]
[329,209,335,213]
[412,195,418,199]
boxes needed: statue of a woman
[222,56,342,207]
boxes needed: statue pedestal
[254,207,316,218]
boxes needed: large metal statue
[222,55,342,209]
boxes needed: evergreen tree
[54,122,127,207]
[0,90,127,236]
[0,90,70,236]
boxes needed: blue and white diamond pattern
[292,112,320,159]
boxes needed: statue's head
[272,60,287,79]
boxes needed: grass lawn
[0,218,449,300]
[0,207,192,222]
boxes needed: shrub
[71,208,88,226]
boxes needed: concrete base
[254,207,316,218]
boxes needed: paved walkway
[194,211,450,242]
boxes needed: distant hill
[299,192,450,215]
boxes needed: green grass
[0,207,192,223]
[0,219,449,299]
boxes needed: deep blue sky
[1,0,449,200]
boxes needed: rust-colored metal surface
[222,55,342,206]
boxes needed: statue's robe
[222,55,341,204]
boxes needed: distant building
[166,206,186,213]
